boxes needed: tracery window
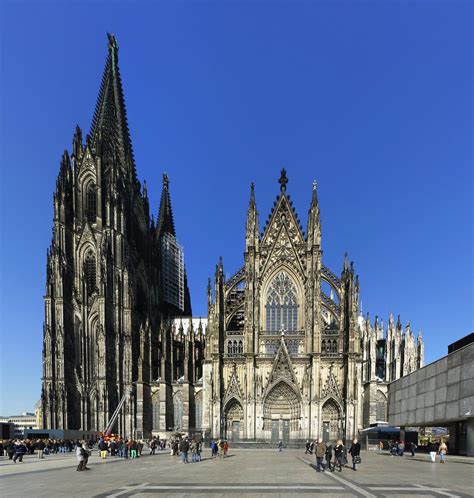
[84,251,96,295]
[265,272,298,332]
[86,185,97,223]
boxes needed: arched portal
[263,381,301,442]
[224,398,243,442]
[321,399,342,442]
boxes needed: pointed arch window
[265,272,298,332]
[86,185,97,223]
[84,251,96,295]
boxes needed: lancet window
[86,185,97,223]
[265,272,298,332]
[84,251,96,295]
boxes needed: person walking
[36,439,45,459]
[190,439,197,463]
[438,441,448,464]
[13,441,26,463]
[196,440,202,462]
[315,439,326,472]
[98,437,108,459]
[305,440,310,454]
[334,440,345,472]
[179,438,189,464]
[150,438,157,455]
[429,442,437,463]
[218,439,225,459]
[130,441,138,459]
[378,441,384,453]
[348,438,361,471]
[75,442,90,471]
[409,441,417,457]
[224,440,229,457]
[325,443,334,472]
[278,440,283,452]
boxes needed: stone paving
[0,449,472,497]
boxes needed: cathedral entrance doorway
[224,399,243,442]
[270,419,290,442]
[321,399,341,442]
[231,421,241,442]
[264,381,301,441]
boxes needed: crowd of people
[304,438,361,472]
[0,439,80,462]
[1,434,450,471]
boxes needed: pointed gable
[223,369,243,406]
[321,365,342,399]
[267,337,297,387]
[260,170,306,279]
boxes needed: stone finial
[279,168,288,192]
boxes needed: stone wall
[388,342,473,427]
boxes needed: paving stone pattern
[1,449,472,497]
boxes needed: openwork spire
[157,173,176,237]
[90,33,136,180]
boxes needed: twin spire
[90,33,136,181]
[157,173,176,237]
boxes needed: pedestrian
[13,441,26,463]
[211,440,217,457]
[378,441,384,453]
[429,442,437,463]
[179,438,189,464]
[305,440,310,454]
[218,439,225,458]
[5,440,14,460]
[36,439,45,459]
[75,441,90,471]
[325,443,334,472]
[348,438,361,471]
[190,439,197,463]
[224,440,229,457]
[130,441,138,459]
[315,438,326,472]
[98,437,108,459]
[278,440,283,452]
[409,441,417,457]
[196,440,202,462]
[438,441,448,464]
[150,438,157,455]
[398,440,405,456]
[334,439,345,472]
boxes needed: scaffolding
[160,232,185,312]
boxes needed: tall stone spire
[156,173,176,237]
[307,179,321,247]
[245,182,260,249]
[90,33,136,181]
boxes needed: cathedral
[42,35,424,442]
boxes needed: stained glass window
[265,272,298,332]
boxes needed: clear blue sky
[0,1,472,415]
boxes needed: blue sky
[0,1,472,415]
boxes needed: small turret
[245,182,260,250]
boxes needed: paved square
[1,449,472,497]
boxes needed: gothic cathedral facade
[203,171,424,442]
[42,36,424,441]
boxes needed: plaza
[1,448,472,497]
